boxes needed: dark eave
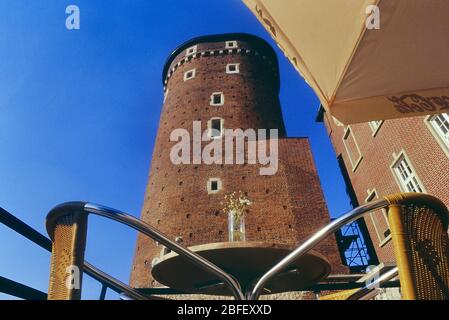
[161,33,279,85]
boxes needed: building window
[207,178,222,194]
[161,247,171,256]
[210,92,224,106]
[185,45,197,56]
[427,113,449,154]
[184,69,196,81]
[366,190,391,247]
[226,63,240,74]
[225,41,238,49]
[369,120,384,136]
[208,118,224,139]
[391,152,424,193]
[342,126,363,172]
[332,116,344,127]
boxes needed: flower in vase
[221,191,252,242]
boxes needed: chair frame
[46,202,245,300]
[46,193,449,300]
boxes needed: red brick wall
[130,35,345,288]
[322,111,449,263]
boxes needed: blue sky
[0,0,352,299]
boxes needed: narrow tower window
[207,178,222,194]
[186,45,197,56]
[226,63,240,74]
[184,69,196,81]
[208,117,224,139]
[225,41,238,49]
[210,92,224,106]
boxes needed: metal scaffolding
[335,219,373,273]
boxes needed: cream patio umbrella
[242,0,449,124]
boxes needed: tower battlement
[162,33,280,93]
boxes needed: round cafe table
[151,241,331,296]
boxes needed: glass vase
[228,210,246,242]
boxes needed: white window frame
[207,178,222,194]
[332,116,344,127]
[226,63,240,74]
[208,117,224,139]
[210,92,224,106]
[342,126,363,172]
[365,189,391,247]
[185,45,197,56]
[151,257,160,268]
[225,41,238,49]
[391,151,426,193]
[425,113,449,158]
[183,69,196,81]
[368,120,384,137]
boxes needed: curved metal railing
[0,206,143,300]
[247,198,390,300]
[46,202,245,300]
[2,200,399,300]
[83,261,149,300]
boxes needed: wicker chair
[47,206,87,300]
[321,193,449,300]
[386,193,449,299]
[319,288,360,300]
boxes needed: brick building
[130,33,345,289]
[318,108,449,263]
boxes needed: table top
[151,241,331,296]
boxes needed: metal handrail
[46,202,245,300]
[0,276,47,300]
[248,198,390,300]
[0,206,140,300]
[83,262,149,300]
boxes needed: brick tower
[131,34,344,289]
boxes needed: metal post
[99,284,107,300]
